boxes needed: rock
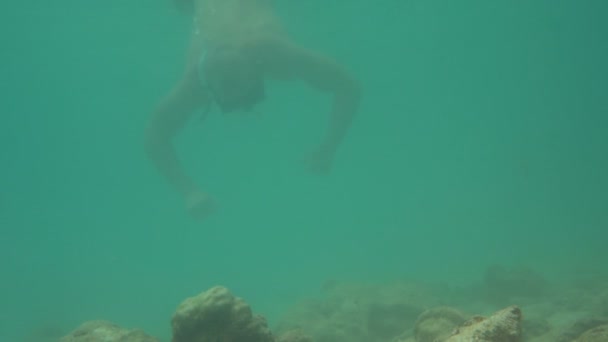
[413,307,467,342]
[576,324,608,342]
[60,320,158,342]
[171,286,274,342]
[445,305,522,342]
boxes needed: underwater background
[1,0,607,341]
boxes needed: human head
[201,46,265,114]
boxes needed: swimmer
[145,0,361,220]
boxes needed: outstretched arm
[261,38,361,172]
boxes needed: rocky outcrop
[171,285,274,342]
[60,320,158,342]
[445,305,522,342]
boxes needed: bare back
[194,0,285,46]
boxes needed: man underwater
[145,0,361,220]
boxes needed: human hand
[184,190,217,221]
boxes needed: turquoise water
[1,1,607,341]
